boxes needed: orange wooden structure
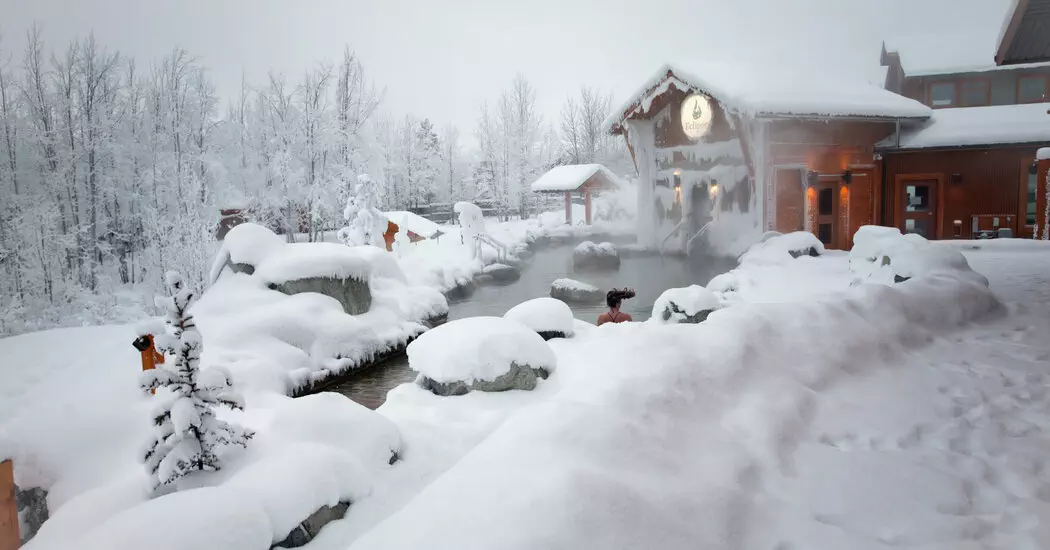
[1038,155,1050,236]
[381,220,425,252]
[1,459,18,550]
[138,334,164,371]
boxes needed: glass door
[900,181,938,238]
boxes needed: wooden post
[564,192,572,225]
[1,459,19,550]
[584,188,592,225]
[1038,156,1049,239]
[140,334,164,372]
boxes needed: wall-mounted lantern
[950,173,963,185]
[806,171,819,189]
[841,170,852,184]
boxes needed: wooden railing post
[1,459,19,550]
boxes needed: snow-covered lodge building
[609,0,1050,254]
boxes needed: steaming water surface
[330,244,735,408]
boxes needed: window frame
[928,80,957,108]
[1016,73,1050,104]
[1020,157,1039,232]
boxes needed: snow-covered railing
[659,219,688,255]
[685,222,712,254]
[477,234,511,263]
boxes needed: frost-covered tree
[141,271,252,489]
[338,173,387,247]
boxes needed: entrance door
[899,180,938,238]
[814,180,839,248]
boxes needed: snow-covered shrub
[338,174,388,248]
[650,285,721,324]
[504,297,575,340]
[207,223,286,285]
[739,231,824,265]
[849,226,980,286]
[550,278,603,303]
[408,316,556,396]
[141,271,253,490]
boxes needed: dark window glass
[818,223,832,244]
[818,188,833,215]
[1027,163,1038,226]
[1019,76,1047,103]
[930,82,955,107]
[959,80,989,107]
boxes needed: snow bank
[650,285,721,324]
[740,231,824,265]
[849,226,980,285]
[347,241,1002,550]
[208,223,285,284]
[254,243,373,285]
[504,298,575,338]
[407,317,556,384]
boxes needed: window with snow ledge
[1018,74,1048,104]
[930,82,955,108]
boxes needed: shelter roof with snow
[606,62,931,134]
[385,211,444,239]
[530,164,623,193]
[881,102,1050,150]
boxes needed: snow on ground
[649,285,721,324]
[406,316,556,384]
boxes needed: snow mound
[407,317,556,384]
[254,243,373,285]
[740,231,824,265]
[850,226,980,285]
[574,240,618,257]
[504,298,576,338]
[208,223,285,284]
[551,278,598,292]
[650,285,722,324]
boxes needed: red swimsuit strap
[608,310,620,323]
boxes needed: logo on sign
[681,94,713,140]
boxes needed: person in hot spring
[597,288,635,326]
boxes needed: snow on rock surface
[530,164,622,192]
[849,225,979,285]
[887,103,1050,150]
[208,223,285,284]
[739,231,825,265]
[504,298,575,339]
[254,243,373,286]
[407,317,556,385]
[650,285,722,324]
[550,277,604,303]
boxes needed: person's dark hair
[606,288,636,309]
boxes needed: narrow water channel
[328,244,736,408]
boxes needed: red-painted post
[564,192,572,225]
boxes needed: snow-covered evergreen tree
[141,271,252,489]
[338,173,388,247]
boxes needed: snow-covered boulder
[739,231,824,265]
[849,226,979,286]
[209,222,285,284]
[504,297,575,340]
[573,240,620,271]
[407,317,556,396]
[550,278,603,303]
[478,263,521,284]
[255,243,373,315]
[651,285,721,324]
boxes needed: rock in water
[407,316,557,396]
[270,276,371,315]
[573,241,620,271]
[550,278,604,303]
[481,263,521,284]
[504,297,575,340]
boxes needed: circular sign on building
[680,94,713,141]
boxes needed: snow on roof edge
[530,164,624,193]
[879,103,1050,151]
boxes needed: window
[959,80,989,107]
[818,188,833,215]
[1026,162,1038,226]
[905,185,931,212]
[1019,75,1048,103]
[930,82,955,107]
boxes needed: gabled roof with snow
[880,102,1050,150]
[530,164,623,193]
[605,62,931,133]
[385,210,443,239]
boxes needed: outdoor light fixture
[841,170,852,184]
[806,171,819,189]
[950,173,963,185]
[709,183,719,196]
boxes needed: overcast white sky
[0,0,1013,142]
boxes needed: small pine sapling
[141,271,253,489]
